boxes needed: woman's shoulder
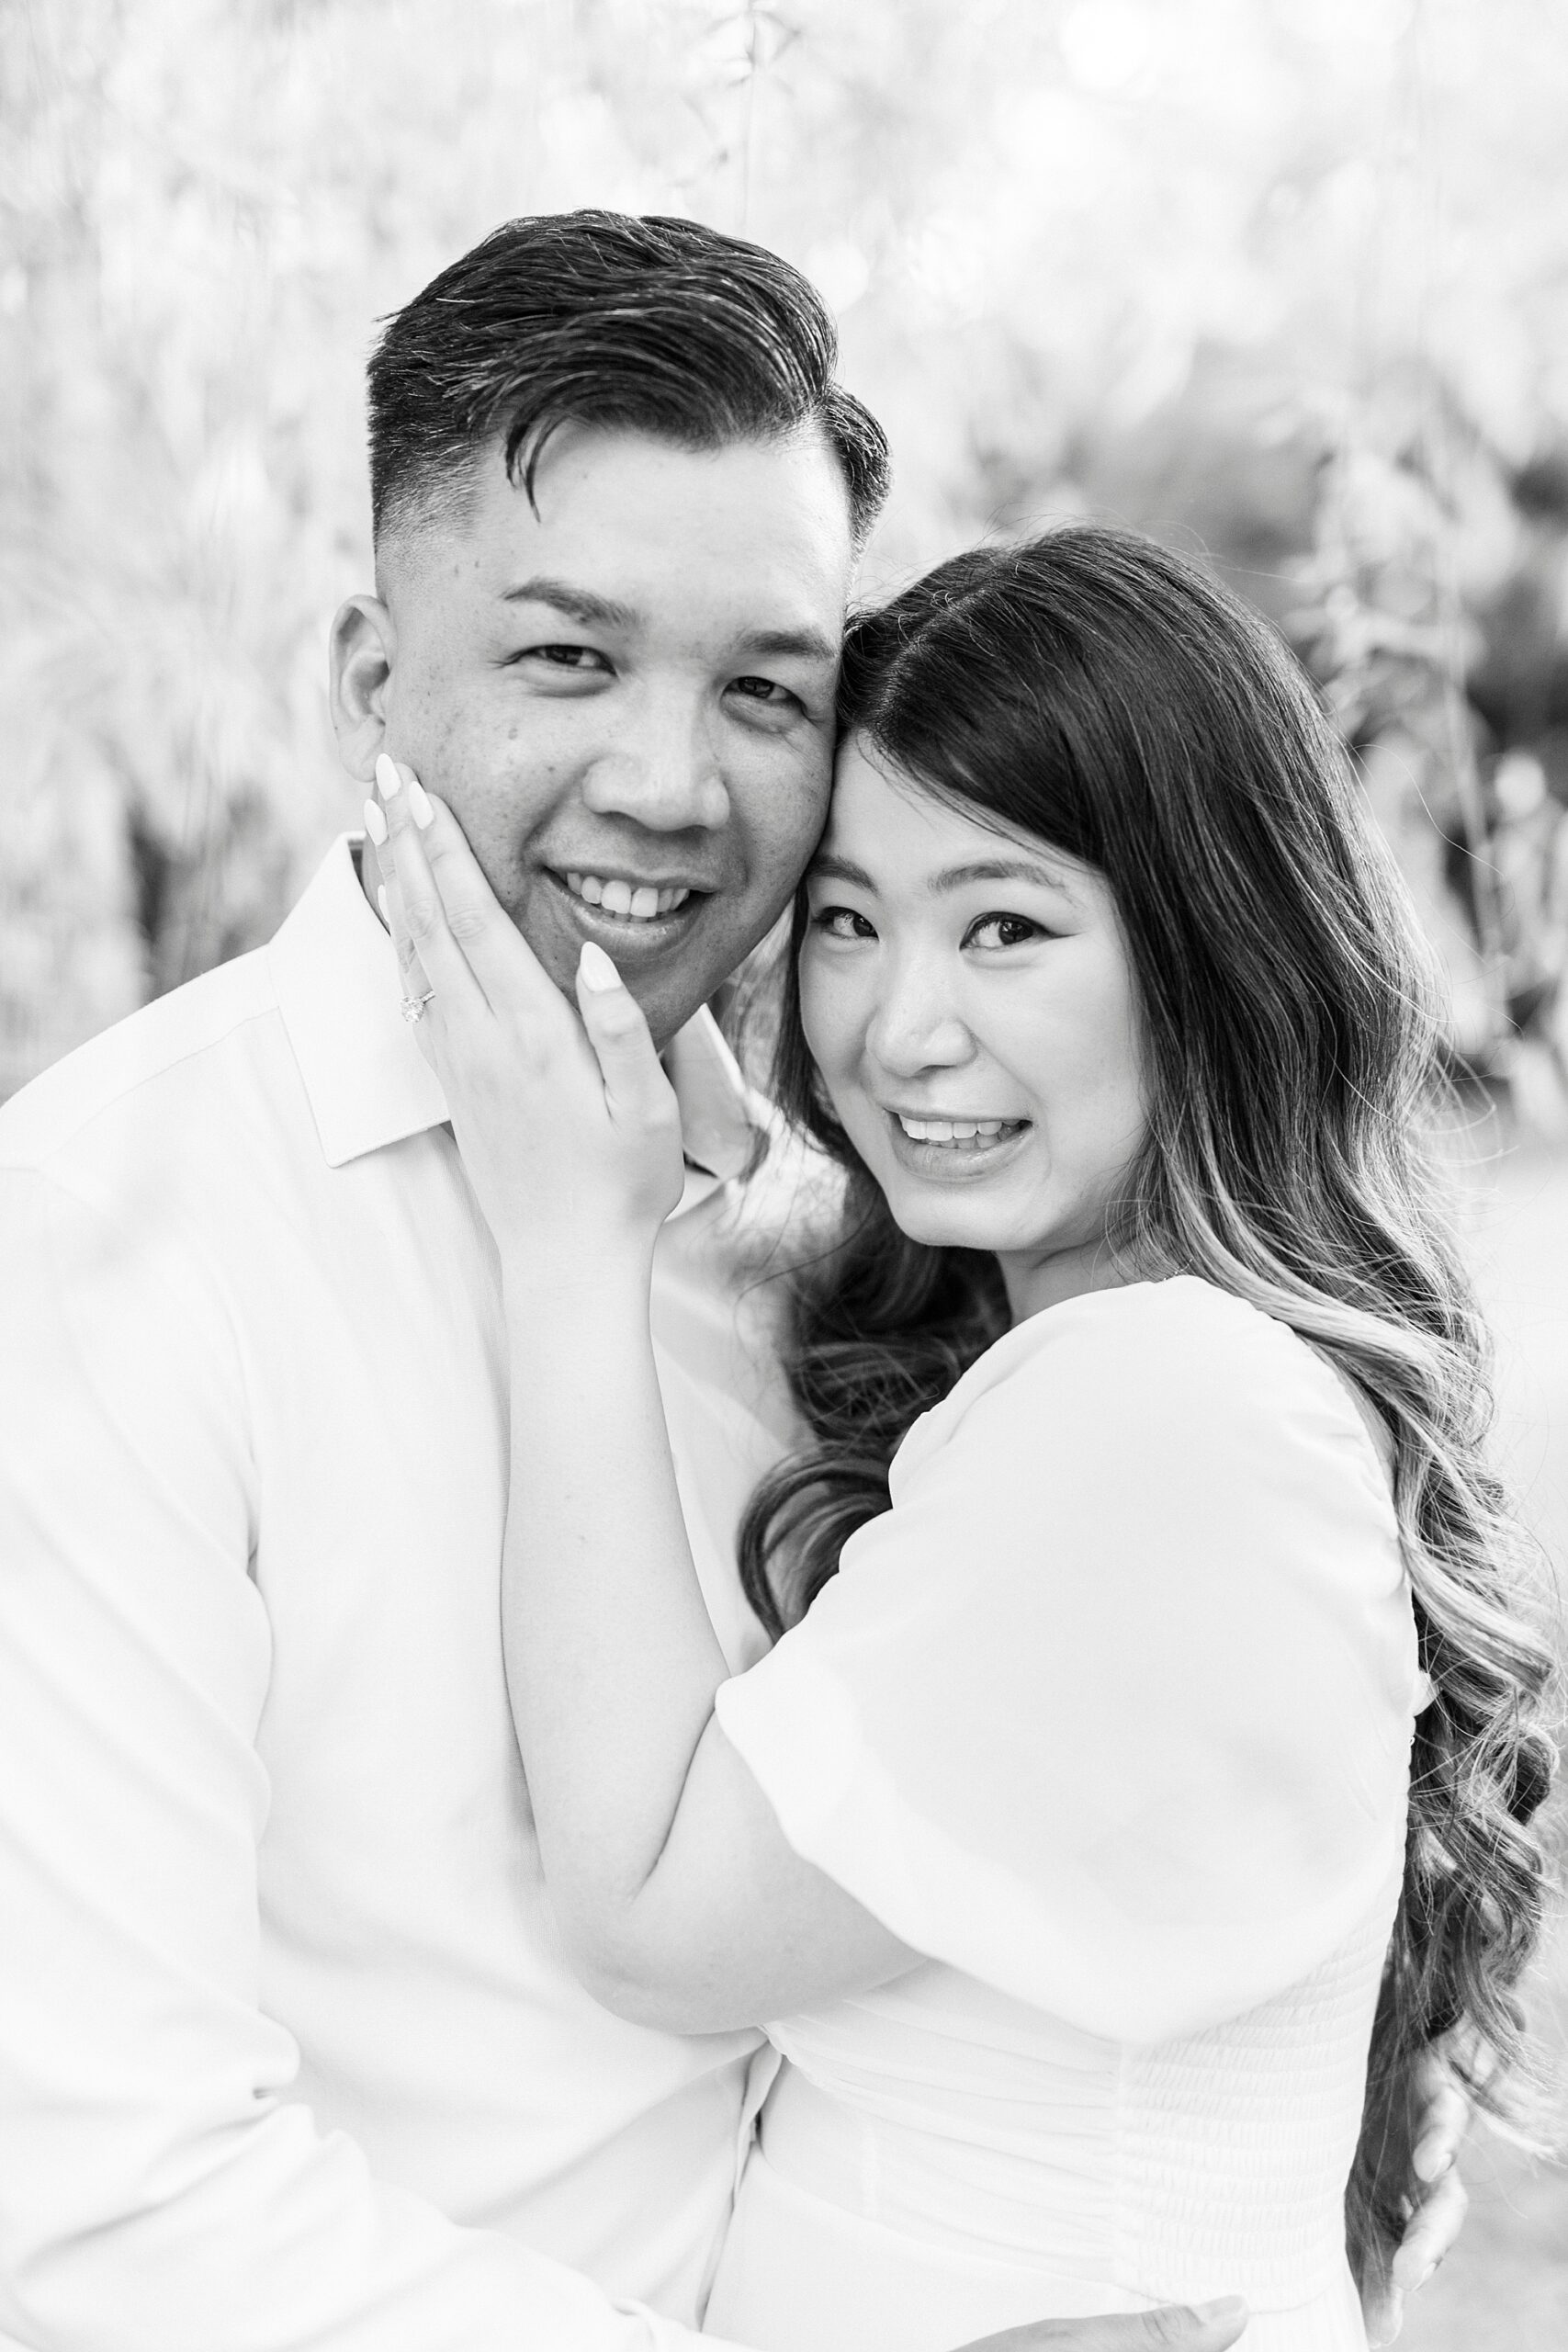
[871,1274,1413,1766]
[908,1272,1337,1424]
[730,1275,1416,2039]
[894,1275,1390,1513]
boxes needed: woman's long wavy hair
[738,526,1558,2284]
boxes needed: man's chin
[511,922,705,1048]
[514,885,729,1048]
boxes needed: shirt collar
[663,1002,759,1185]
[267,834,759,1188]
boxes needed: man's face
[339,425,855,1046]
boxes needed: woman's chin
[873,1169,1111,1277]
[876,1179,1014,1256]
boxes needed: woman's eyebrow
[930,856,1081,899]
[807,853,878,889]
[810,852,1083,898]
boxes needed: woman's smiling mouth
[894,1114,1023,1144]
[883,1108,1032,1176]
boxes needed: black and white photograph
[3,6,1566,2350]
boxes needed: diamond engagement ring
[400,990,436,1024]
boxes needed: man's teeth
[566,873,692,921]
[897,1115,1014,1144]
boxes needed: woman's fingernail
[377,884,390,926]
[363,797,389,846]
[579,941,622,993]
[375,752,401,800]
[1192,2297,1247,2323]
[408,777,434,830]
[1413,2137,1451,2183]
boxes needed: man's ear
[329,594,397,783]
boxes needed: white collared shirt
[0,840,796,2352]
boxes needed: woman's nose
[865,965,974,1077]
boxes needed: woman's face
[799,738,1148,1317]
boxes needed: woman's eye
[964,911,1043,951]
[810,904,877,941]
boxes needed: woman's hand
[365,755,685,1270]
[1359,2041,1473,2346]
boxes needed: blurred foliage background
[8,0,1568,1111]
[4,1,1568,2341]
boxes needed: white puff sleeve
[713,1278,1420,2043]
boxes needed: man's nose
[581,691,730,833]
[865,958,974,1079]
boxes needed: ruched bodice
[707,1282,1422,2352]
[764,1884,1396,2303]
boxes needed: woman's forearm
[498,1253,730,1985]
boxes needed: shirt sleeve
[714,1280,1418,2045]
[0,1168,705,2352]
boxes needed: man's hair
[367,210,890,549]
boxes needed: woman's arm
[501,1255,914,2030]
[378,775,914,2030]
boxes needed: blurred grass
[1400,1131,1568,2351]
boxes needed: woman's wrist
[498,1232,656,1317]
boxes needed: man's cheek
[424,730,515,847]
[757,829,822,924]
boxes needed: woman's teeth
[897,1115,1019,1144]
[566,873,692,922]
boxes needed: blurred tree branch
[6,0,1568,1103]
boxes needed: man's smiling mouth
[544,867,710,948]
[564,871,694,922]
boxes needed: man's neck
[353,837,382,925]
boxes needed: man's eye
[810,904,876,941]
[728,675,796,707]
[964,912,1043,950]
[513,644,612,673]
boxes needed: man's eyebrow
[737,625,840,665]
[500,582,837,666]
[500,576,637,629]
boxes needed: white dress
[706,1279,1423,2352]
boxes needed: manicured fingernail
[408,777,434,830]
[1415,2261,1437,2292]
[377,884,390,925]
[375,752,401,800]
[579,941,621,993]
[363,797,388,846]
[1413,2137,1451,2182]
[1192,2298,1247,2323]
